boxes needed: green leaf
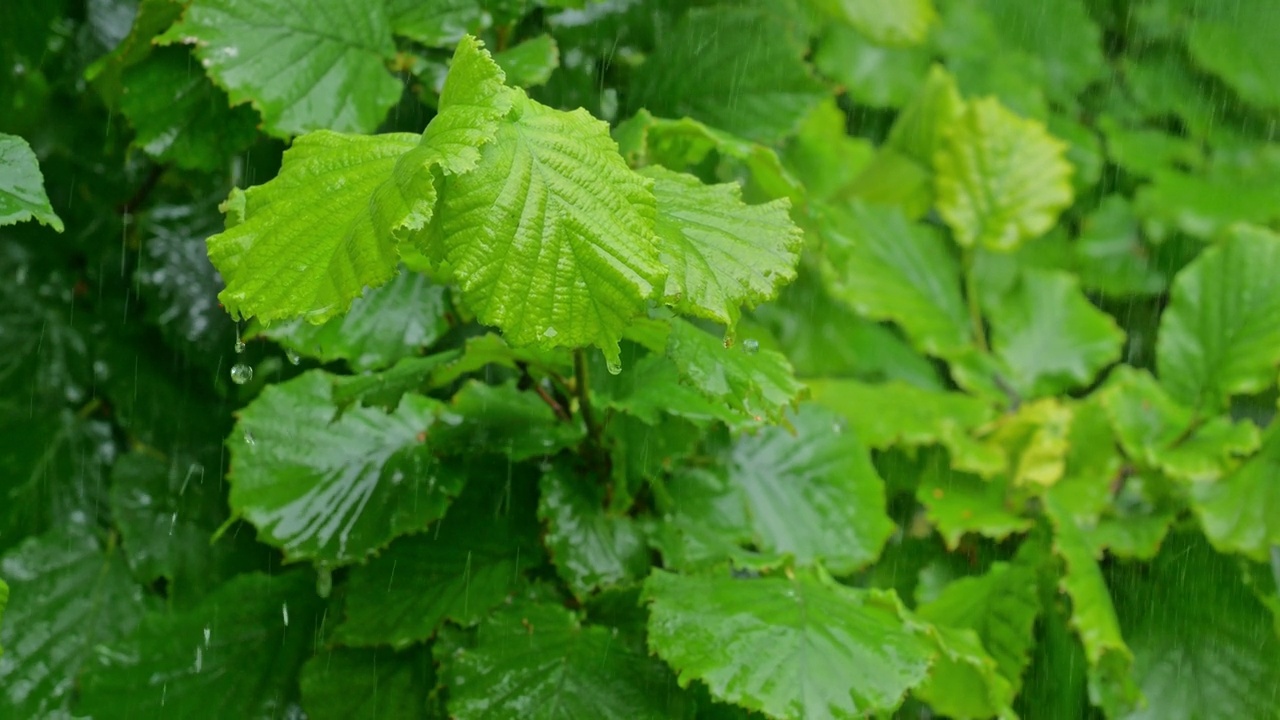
[335,468,539,649]
[983,0,1107,104]
[1186,3,1280,112]
[596,352,746,429]
[0,578,6,657]
[1191,423,1280,562]
[427,90,664,369]
[78,571,323,719]
[1134,163,1280,242]
[916,451,1032,549]
[209,131,419,325]
[1074,195,1174,297]
[816,200,972,357]
[387,0,486,46]
[780,100,877,200]
[630,6,828,144]
[439,380,585,461]
[331,350,461,411]
[666,318,805,423]
[813,26,930,109]
[807,379,1003,476]
[540,463,650,597]
[1044,494,1141,716]
[0,133,63,231]
[1156,224,1280,411]
[935,98,1074,252]
[0,527,148,718]
[493,34,559,88]
[157,0,402,136]
[436,595,680,719]
[1101,367,1260,483]
[828,0,938,46]
[119,46,259,171]
[642,165,802,328]
[300,647,434,720]
[644,570,935,718]
[983,268,1125,398]
[228,370,466,565]
[259,270,452,371]
[913,623,1014,720]
[917,551,1042,697]
[1110,534,1280,720]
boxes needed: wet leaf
[0,133,63,231]
[540,464,650,598]
[300,646,435,720]
[666,318,805,424]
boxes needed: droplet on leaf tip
[285,348,301,365]
[606,358,622,375]
[230,363,253,384]
[742,339,760,355]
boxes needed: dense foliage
[2,0,1279,718]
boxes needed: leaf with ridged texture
[828,0,938,46]
[935,98,1073,252]
[0,133,63,231]
[1156,224,1280,412]
[386,0,486,46]
[1191,423,1280,563]
[984,268,1125,399]
[917,556,1041,699]
[78,572,323,720]
[436,596,680,720]
[208,131,419,325]
[913,623,1014,720]
[816,200,972,358]
[1100,367,1260,483]
[644,570,935,719]
[119,46,259,171]
[1043,493,1140,717]
[1186,3,1280,112]
[1110,534,1280,720]
[614,109,804,205]
[335,468,540,649]
[259,270,452,371]
[0,527,147,718]
[228,370,466,565]
[301,647,434,720]
[642,166,801,328]
[629,7,828,144]
[156,0,402,136]
[807,379,1003,476]
[425,90,663,369]
[916,452,1031,549]
[540,464,650,598]
[666,318,805,424]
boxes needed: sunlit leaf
[157,0,402,136]
[935,98,1074,252]
[1156,224,1280,411]
[644,570,935,719]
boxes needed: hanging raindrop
[285,348,301,365]
[742,339,760,355]
[230,363,253,384]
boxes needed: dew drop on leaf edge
[230,363,253,384]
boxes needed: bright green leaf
[914,624,1015,720]
[829,0,937,46]
[644,570,935,719]
[642,165,802,328]
[258,269,451,371]
[666,318,805,423]
[813,26,930,108]
[984,268,1125,398]
[917,451,1032,549]
[596,352,747,429]
[0,133,63,231]
[1074,195,1174,297]
[427,91,663,368]
[157,0,402,136]
[630,6,828,144]
[228,370,465,565]
[335,468,539,649]
[78,572,322,719]
[781,100,877,200]
[807,379,1003,476]
[1191,423,1280,562]
[1156,224,1280,411]
[209,131,419,325]
[540,463,650,597]
[1111,534,1280,720]
[935,98,1074,252]
[493,34,559,88]
[386,0,486,46]
[816,200,972,357]
[300,647,434,720]
[0,527,147,718]
[437,595,680,719]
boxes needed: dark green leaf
[300,646,435,720]
[0,133,63,231]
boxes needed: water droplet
[234,339,246,353]
[168,512,177,536]
[606,357,622,375]
[742,339,760,355]
[285,348,301,365]
[230,363,253,384]
[542,326,558,339]
[316,566,333,599]
[282,602,290,627]
[203,625,211,647]
[243,430,256,446]
[194,646,203,673]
